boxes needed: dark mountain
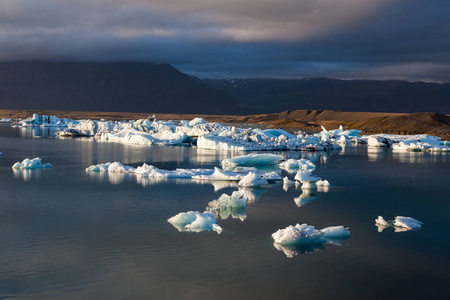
[0,61,240,115]
[202,78,450,114]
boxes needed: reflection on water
[294,189,320,207]
[273,242,325,258]
[12,168,43,181]
[86,171,133,185]
[192,179,239,192]
[240,187,268,203]
[367,147,389,162]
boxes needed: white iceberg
[238,172,269,187]
[272,223,326,245]
[168,211,222,234]
[278,158,316,171]
[375,215,422,232]
[136,163,213,179]
[294,171,322,189]
[367,136,393,148]
[12,157,52,169]
[394,216,423,230]
[86,162,136,173]
[316,180,330,187]
[222,153,282,167]
[193,167,246,181]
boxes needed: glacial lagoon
[0,125,449,299]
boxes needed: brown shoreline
[1,109,449,140]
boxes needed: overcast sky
[0,0,449,82]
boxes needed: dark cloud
[0,0,449,82]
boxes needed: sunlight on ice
[168,211,222,234]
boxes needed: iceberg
[136,163,213,179]
[168,211,222,234]
[238,172,269,187]
[367,136,393,147]
[316,180,330,187]
[12,157,52,169]
[100,128,188,146]
[294,171,322,189]
[394,216,423,230]
[278,158,316,171]
[222,153,282,167]
[86,162,136,173]
[375,215,422,232]
[193,167,246,181]
[272,223,326,245]
[206,191,248,221]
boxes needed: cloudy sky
[1,0,449,82]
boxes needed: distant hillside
[202,78,450,114]
[0,61,240,115]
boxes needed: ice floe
[168,211,222,234]
[320,226,350,238]
[12,157,52,169]
[272,224,326,245]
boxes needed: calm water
[0,125,449,300]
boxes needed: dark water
[0,125,449,300]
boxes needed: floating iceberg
[222,153,282,167]
[193,167,246,181]
[12,157,52,169]
[238,172,269,187]
[278,158,316,171]
[375,215,422,232]
[86,162,136,173]
[367,136,393,148]
[136,163,213,179]
[316,180,330,187]
[206,191,248,221]
[100,128,189,146]
[394,216,423,229]
[272,223,326,245]
[20,114,72,127]
[294,171,322,189]
[168,211,222,234]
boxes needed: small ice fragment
[375,216,389,227]
[12,157,52,169]
[86,162,136,173]
[316,180,330,187]
[238,172,269,187]
[294,171,321,189]
[394,216,422,230]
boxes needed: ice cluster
[12,157,52,169]
[206,190,248,221]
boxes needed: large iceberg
[100,128,189,146]
[12,157,52,169]
[168,211,222,233]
